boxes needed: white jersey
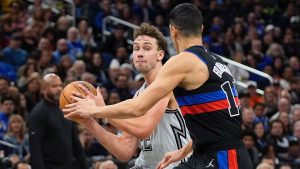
[134,83,191,169]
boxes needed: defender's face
[133,35,163,73]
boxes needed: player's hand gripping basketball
[63,84,103,120]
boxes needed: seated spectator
[242,108,255,130]
[23,73,41,113]
[0,96,16,138]
[2,34,28,71]
[263,86,278,117]
[254,122,268,159]
[53,39,76,63]
[270,98,291,121]
[67,27,84,59]
[293,120,300,140]
[3,115,29,160]
[267,120,289,162]
[243,130,260,166]
[253,103,269,131]
[246,81,263,107]
[17,63,39,90]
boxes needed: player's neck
[177,37,203,53]
[143,64,162,84]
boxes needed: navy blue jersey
[174,46,243,153]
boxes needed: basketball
[59,81,97,109]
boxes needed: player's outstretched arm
[63,55,189,119]
[156,140,193,169]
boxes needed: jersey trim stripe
[176,89,238,106]
[180,97,239,115]
[184,50,208,65]
[217,150,228,169]
[217,149,239,169]
[228,149,238,169]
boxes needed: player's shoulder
[134,82,147,97]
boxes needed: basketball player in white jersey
[67,23,191,169]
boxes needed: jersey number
[141,137,152,151]
[221,81,240,117]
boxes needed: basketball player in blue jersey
[66,23,191,169]
[64,3,252,169]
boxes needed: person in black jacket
[28,73,86,169]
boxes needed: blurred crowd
[0,0,300,169]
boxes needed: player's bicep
[134,57,187,111]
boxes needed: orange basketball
[59,81,96,109]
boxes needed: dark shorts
[174,147,253,169]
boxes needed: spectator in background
[227,51,249,84]
[289,56,300,76]
[37,37,52,52]
[132,0,155,23]
[71,60,86,81]
[53,38,76,63]
[253,103,269,131]
[242,108,255,130]
[254,122,268,159]
[0,96,16,138]
[28,73,86,169]
[263,86,278,117]
[270,98,290,121]
[0,77,11,100]
[86,52,108,85]
[17,63,39,90]
[80,72,97,87]
[290,77,300,104]
[3,115,29,161]
[114,74,132,101]
[243,130,260,166]
[293,121,300,141]
[67,27,84,59]
[278,112,291,135]
[247,81,263,107]
[102,25,129,55]
[2,34,28,71]
[21,25,38,53]
[291,105,300,124]
[55,16,72,39]
[267,120,289,163]
[56,55,74,81]
[78,19,96,47]
[23,73,41,113]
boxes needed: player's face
[132,35,163,73]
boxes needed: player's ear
[169,24,177,38]
[157,50,165,62]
